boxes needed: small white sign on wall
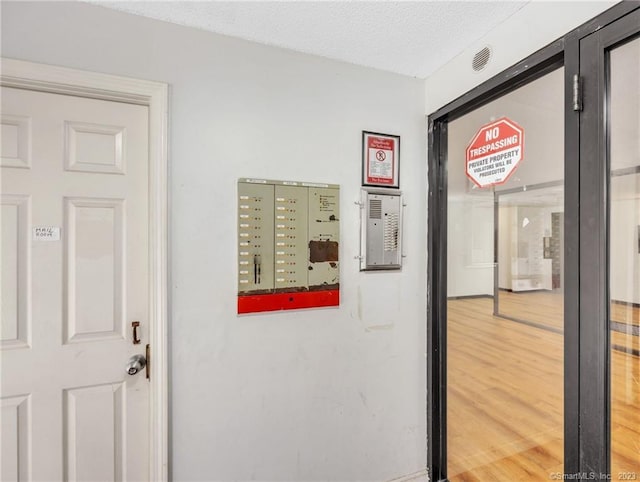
[33,226,61,241]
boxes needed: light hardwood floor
[497,290,640,353]
[447,296,640,481]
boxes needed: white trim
[387,469,429,482]
[1,57,170,481]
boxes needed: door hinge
[572,74,582,112]
[145,343,150,380]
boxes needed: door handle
[126,354,147,376]
[132,321,141,344]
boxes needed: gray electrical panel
[359,188,403,271]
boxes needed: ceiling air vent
[472,46,492,72]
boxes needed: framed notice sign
[362,131,400,188]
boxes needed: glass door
[580,9,640,480]
[428,5,640,482]
[579,9,640,480]
[446,68,565,481]
[609,35,640,481]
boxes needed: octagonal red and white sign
[465,117,524,188]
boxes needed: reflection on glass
[497,186,564,330]
[447,68,564,480]
[609,37,640,481]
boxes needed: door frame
[578,8,640,474]
[426,3,640,481]
[0,58,170,481]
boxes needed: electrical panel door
[237,179,340,314]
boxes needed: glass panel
[497,186,564,330]
[609,36,640,482]
[447,67,564,480]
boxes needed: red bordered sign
[465,117,524,188]
[362,131,400,188]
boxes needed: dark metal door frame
[426,3,640,481]
[578,8,640,477]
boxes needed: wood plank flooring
[497,290,640,353]
[612,301,640,327]
[447,296,640,481]
[497,290,563,330]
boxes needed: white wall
[498,206,515,290]
[425,1,617,115]
[1,2,427,481]
[447,195,494,298]
[429,2,617,301]
[610,38,640,305]
[611,176,640,305]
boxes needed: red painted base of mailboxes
[238,289,339,314]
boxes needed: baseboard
[387,469,429,482]
[500,288,552,293]
[493,295,639,306]
[447,294,492,300]
[612,299,640,309]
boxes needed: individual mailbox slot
[237,182,275,293]
[308,187,340,288]
[273,185,309,290]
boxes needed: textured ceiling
[90,1,529,79]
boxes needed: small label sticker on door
[33,226,61,241]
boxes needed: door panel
[579,9,640,478]
[1,394,30,480]
[64,382,126,481]
[1,86,149,481]
[608,34,640,481]
[66,197,125,343]
[429,5,640,482]
[446,68,565,481]
[1,194,30,349]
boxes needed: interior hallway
[447,295,640,481]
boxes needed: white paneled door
[1,86,150,481]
